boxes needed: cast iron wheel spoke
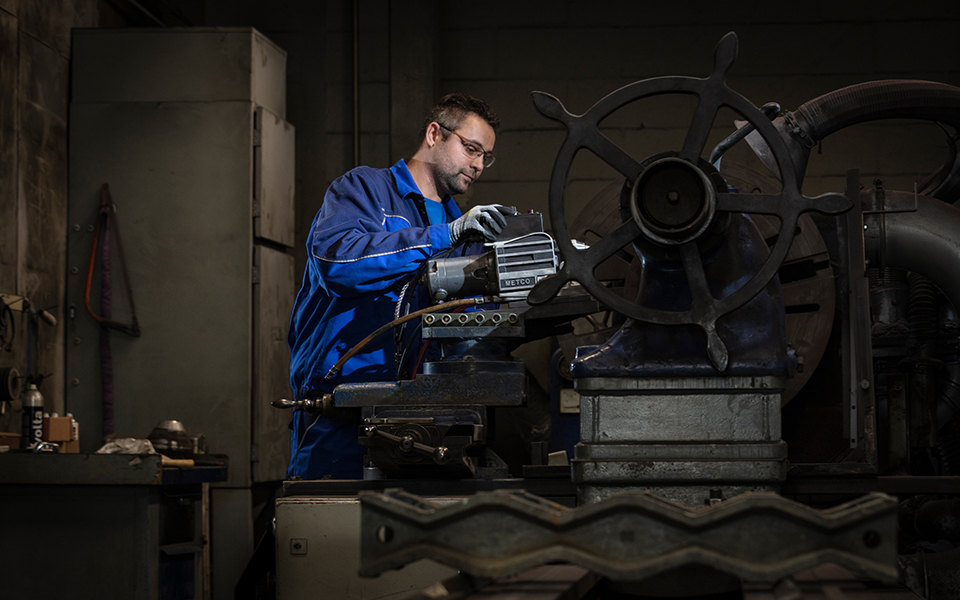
[703,320,729,372]
[717,191,852,217]
[679,241,729,371]
[526,267,574,306]
[583,219,643,267]
[680,99,720,164]
[716,193,788,216]
[527,32,852,372]
[528,220,641,305]
[799,191,854,215]
[679,241,713,311]
[581,128,645,182]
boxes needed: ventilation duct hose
[782,80,960,200]
[793,80,960,142]
[871,192,960,311]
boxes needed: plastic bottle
[20,384,44,449]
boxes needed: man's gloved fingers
[463,223,494,242]
[452,204,519,244]
[479,225,497,241]
[484,208,508,230]
[478,211,506,233]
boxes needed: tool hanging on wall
[0,293,57,418]
[84,184,141,439]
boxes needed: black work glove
[448,204,516,244]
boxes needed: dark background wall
[0,0,98,421]
[202,0,960,286]
[1,0,958,418]
[0,1,957,597]
[439,2,960,223]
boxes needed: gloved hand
[448,204,516,244]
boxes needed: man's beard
[436,163,471,196]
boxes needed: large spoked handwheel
[527,32,851,372]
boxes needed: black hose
[785,80,960,200]
[908,273,938,354]
[793,80,960,142]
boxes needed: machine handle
[364,425,449,465]
[271,396,329,413]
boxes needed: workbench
[0,453,227,600]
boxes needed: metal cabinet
[276,497,458,600]
[67,28,295,599]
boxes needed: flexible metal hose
[782,80,960,200]
[793,80,960,142]
[870,192,960,314]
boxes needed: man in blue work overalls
[286,93,514,479]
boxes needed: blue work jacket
[287,159,464,479]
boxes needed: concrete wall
[0,0,98,419]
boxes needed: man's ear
[424,121,443,148]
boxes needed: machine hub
[630,156,717,245]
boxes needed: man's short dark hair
[417,93,500,146]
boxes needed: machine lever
[271,396,329,413]
[364,425,449,464]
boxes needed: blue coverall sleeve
[309,170,451,298]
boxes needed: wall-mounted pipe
[865,190,960,426]
[865,190,960,308]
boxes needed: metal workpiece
[332,371,525,407]
[578,392,781,442]
[359,489,899,585]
